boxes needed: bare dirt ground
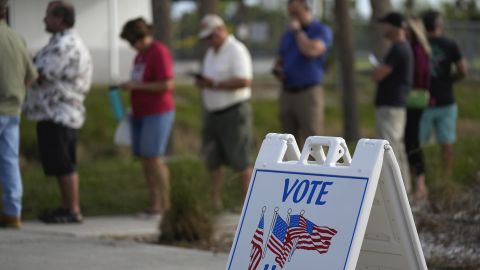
[413,176,480,270]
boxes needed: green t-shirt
[0,20,38,116]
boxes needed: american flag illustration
[275,214,338,267]
[266,215,288,267]
[248,214,265,270]
[279,214,307,266]
[296,218,338,254]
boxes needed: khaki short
[279,85,324,148]
[202,102,252,171]
[375,106,411,192]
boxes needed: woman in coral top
[120,18,175,216]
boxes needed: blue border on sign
[226,169,369,270]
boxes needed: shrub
[159,158,213,244]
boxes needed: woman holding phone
[119,17,175,217]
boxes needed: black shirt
[428,36,462,106]
[375,41,413,107]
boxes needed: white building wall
[10,0,152,84]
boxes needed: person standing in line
[23,1,92,223]
[195,14,253,210]
[119,18,175,217]
[0,0,38,228]
[272,0,332,148]
[373,12,413,193]
[404,17,431,201]
[420,11,467,176]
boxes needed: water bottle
[108,85,124,121]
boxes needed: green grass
[456,81,480,120]
[430,81,480,189]
[5,77,480,219]
[175,84,203,132]
[21,158,147,219]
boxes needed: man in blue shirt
[272,0,332,148]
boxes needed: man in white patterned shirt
[23,0,92,223]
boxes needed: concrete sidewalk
[21,215,163,237]
[0,215,235,270]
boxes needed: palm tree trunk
[151,0,172,48]
[405,0,415,15]
[370,0,392,59]
[198,0,217,18]
[335,0,359,142]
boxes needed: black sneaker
[39,208,83,224]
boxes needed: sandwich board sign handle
[226,133,427,270]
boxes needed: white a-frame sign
[226,134,427,270]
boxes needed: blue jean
[0,116,22,217]
[131,111,175,158]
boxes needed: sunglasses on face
[128,39,138,47]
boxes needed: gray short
[202,102,252,171]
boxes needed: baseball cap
[378,12,406,28]
[198,14,225,39]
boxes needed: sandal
[39,208,83,224]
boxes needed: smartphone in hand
[271,68,281,76]
[368,53,379,67]
[187,72,204,80]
